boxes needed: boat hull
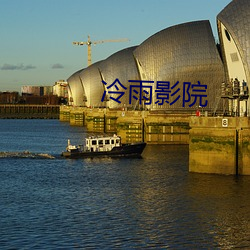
[62,142,146,159]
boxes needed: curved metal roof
[133,20,225,111]
[68,21,226,111]
[79,61,104,108]
[217,0,250,84]
[67,68,85,106]
[99,46,139,108]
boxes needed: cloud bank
[51,63,64,69]
[1,63,36,70]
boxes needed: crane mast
[73,35,129,66]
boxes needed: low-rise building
[52,80,68,98]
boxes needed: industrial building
[0,92,19,104]
[21,86,53,96]
[67,0,249,116]
[0,82,68,105]
[52,80,68,99]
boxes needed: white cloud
[51,63,64,69]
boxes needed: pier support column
[68,107,85,126]
[189,117,250,175]
[144,115,189,144]
[84,108,105,132]
[116,111,145,143]
[59,106,71,122]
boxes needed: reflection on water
[0,120,250,249]
[186,174,250,248]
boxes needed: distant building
[20,85,58,105]
[43,86,53,96]
[52,80,68,98]
[21,95,59,105]
[0,92,19,104]
[21,86,53,96]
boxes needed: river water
[0,119,250,249]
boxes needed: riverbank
[0,104,59,119]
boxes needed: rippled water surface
[0,119,250,249]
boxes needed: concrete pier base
[60,106,190,144]
[145,114,189,144]
[85,109,105,132]
[60,106,250,175]
[59,106,71,122]
[116,111,144,143]
[189,117,250,175]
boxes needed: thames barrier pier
[189,117,250,175]
[60,106,250,175]
[59,106,190,144]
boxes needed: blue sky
[0,0,231,92]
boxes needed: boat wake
[0,151,55,159]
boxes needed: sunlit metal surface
[67,69,85,106]
[99,46,139,109]
[217,0,250,114]
[133,20,225,111]
[217,0,250,82]
[79,61,104,108]
[68,21,226,111]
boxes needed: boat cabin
[85,135,121,152]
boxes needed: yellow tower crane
[73,35,129,66]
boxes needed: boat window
[111,139,114,144]
[92,140,97,145]
[98,140,103,145]
[116,139,120,144]
[105,140,110,144]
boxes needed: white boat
[62,134,146,158]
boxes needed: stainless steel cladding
[217,0,250,84]
[68,20,227,111]
[79,61,104,108]
[99,46,139,109]
[133,20,225,111]
[217,0,250,115]
[67,69,85,106]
